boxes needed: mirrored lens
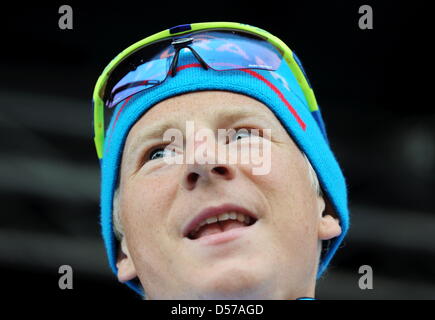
[190,30,283,71]
[106,41,175,108]
[104,29,284,108]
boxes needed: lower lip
[190,224,255,246]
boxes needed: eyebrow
[218,109,270,125]
[127,108,273,155]
[127,120,181,156]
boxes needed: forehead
[128,90,280,133]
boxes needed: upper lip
[182,203,258,238]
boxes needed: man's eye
[148,147,175,161]
[231,128,261,142]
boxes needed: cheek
[120,169,179,257]
[247,146,313,203]
[246,146,319,247]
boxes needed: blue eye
[148,147,175,161]
[233,131,250,141]
[231,128,261,142]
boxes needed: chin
[192,265,276,300]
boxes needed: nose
[180,123,236,190]
[182,163,236,191]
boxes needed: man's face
[116,91,340,299]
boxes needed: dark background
[1,1,433,300]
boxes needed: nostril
[212,166,228,175]
[187,172,200,184]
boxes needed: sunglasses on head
[93,22,319,159]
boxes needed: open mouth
[186,211,257,240]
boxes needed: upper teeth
[192,212,252,234]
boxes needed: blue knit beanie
[100,46,349,296]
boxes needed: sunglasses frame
[92,22,319,159]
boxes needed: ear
[317,197,342,241]
[116,237,137,282]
